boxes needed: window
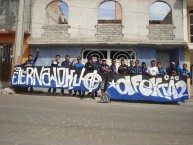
[110,51,135,60]
[82,49,136,66]
[189,10,193,43]
[46,1,69,24]
[98,1,122,24]
[149,1,172,24]
[0,44,11,63]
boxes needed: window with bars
[82,49,136,65]
[0,44,11,63]
[190,10,193,43]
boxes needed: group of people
[22,48,192,99]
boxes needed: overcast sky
[59,2,69,18]
[98,1,116,20]
[149,2,171,20]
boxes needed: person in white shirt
[146,60,159,76]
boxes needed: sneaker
[72,93,77,96]
[47,92,51,96]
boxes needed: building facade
[184,0,193,97]
[0,0,31,88]
[29,0,186,69]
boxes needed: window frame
[149,1,172,25]
[189,12,193,43]
[46,0,69,24]
[82,49,136,66]
[98,0,122,24]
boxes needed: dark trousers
[24,87,33,92]
[74,90,85,95]
[48,88,56,93]
[61,89,72,94]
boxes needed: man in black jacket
[84,56,96,99]
[23,48,40,93]
[61,55,73,95]
[118,59,129,74]
[48,55,60,95]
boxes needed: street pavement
[0,94,193,145]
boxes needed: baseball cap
[171,62,175,65]
[87,56,92,60]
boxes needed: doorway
[0,44,12,82]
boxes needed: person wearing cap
[61,55,73,95]
[133,60,142,74]
[84,56,96,71]
[110,59,117,74]
[98,59,110,94]
[157,62,166,75]
[166,62,178,76]
[178,63,192,78]
[146,60,159,76]
[118,59,129,74]
[72,56,85,97]
[98,59,110,73]
[128,60,134,75]
[84,56,96,99]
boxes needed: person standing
[98,59,110,94]
[157,62,166,75]
[128,60,134,75]
[84,56,96,99]
[84,56,96,71]
[118,59,129,74]
[61,55,73,95]
[72,56,85,97]
[48,55,60,95]
[133,60,142,74]
[146,60,159,76]
[178,63,192,78]
[23,48,40,93]
[94,57,102,97]
[141,62,147,75]
[110,59,117,74]
[166,62,178,76]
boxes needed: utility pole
[14,0,25,65]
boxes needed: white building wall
[30,0,184,42]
